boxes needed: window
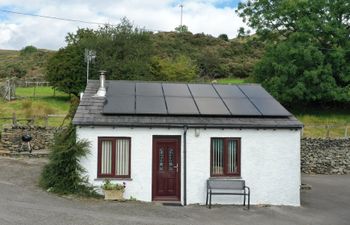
[98,137,131,178]
[211,138,240,177]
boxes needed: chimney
[94,70,106,97]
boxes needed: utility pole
[179,4,184,32]
[84,49,96,86]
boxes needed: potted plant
[101,179,126,200]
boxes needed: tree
[237,0,350,105]
[151,55,198,81]
[175,25,189,33]
[218,34,229,41]
[20,45,38,56]
[46,18,155,96]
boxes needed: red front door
[152,136,181,201]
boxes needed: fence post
[45,115,49,128]
[345,126,348,138]
[326,125,330,138]
[12,112,17,127]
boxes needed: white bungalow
[73,75,302,206]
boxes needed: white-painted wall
[77,126,301,206]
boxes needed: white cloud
[0,0,249,50]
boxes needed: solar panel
[102,81,291,117]
[107,81,135,96]
[213,84,246,98]
[249,98,291,116]
[188,84,218,97]
[194,97,230,115]
[103,96,135,114]
[239,85,273,98]
[165,97,199,115]
[223,98,261,116]
[136,83,163,96]
[136,96,167,114]
[163,83,191,97]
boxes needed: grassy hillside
[152,32,264,79]
[0,48,54,81]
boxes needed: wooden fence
[0,113,66,128]
[303,124,349,138]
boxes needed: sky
[0,0,248,50]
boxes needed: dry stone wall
[0,125,58,152]
[301,138,350,174]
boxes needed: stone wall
[301,138,350,174]
[0,125,58,152]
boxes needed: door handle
[173,163,179,173]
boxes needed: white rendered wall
[77,126,300,206]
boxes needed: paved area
[0,157,349,225]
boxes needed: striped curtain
[212,139,224,175]
[116,139,130,176]
[227,140,237,173]
[101,140,112,174]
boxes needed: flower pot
[104,189,124,200]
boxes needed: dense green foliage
[237,0,350,106]
[40,98,97,196]
[46,18,263,95]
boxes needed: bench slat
[208,179,245,190]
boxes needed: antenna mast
[179,4,184,31]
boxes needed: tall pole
[86,57,90,86]
[180,4,183,32]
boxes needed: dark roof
[73,80,303,129]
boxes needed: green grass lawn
[216,78,247,84]
[16,86,68,98]
[0,87,70,127]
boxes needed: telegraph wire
[0,9,167,33]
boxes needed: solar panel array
[103,81,291,117]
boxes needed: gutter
[75,122,303,130]
[183,125,188,206]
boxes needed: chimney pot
[94,70,107,97]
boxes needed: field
[0,86,70,128]
[294,109,350,138]
[0,86,349,138]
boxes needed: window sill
[94,178,133,181]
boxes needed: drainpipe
[183,125,188,206]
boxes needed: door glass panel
[227,140,237,173]
[168,148,174,171]
[211,139,224,175]
[159,148,164,171]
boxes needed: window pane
[227,140,237,173]
[101,140,112,174]
[212,139,224,175]
[116,139,130,176]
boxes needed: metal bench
[206,179,250,209]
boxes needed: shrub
[40,99,99,197]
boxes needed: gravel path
[0,157,349,225]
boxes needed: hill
[0,47,54,81]
[152,32,264,79]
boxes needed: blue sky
[0,0,248,50]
